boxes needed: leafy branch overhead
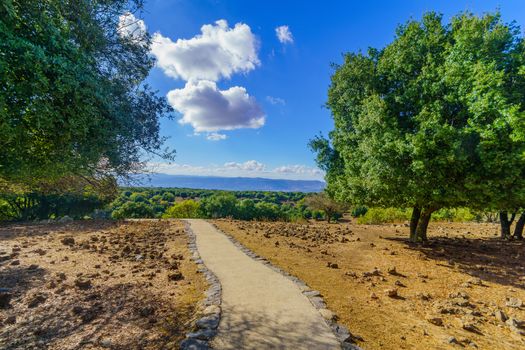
[0,0,174,185]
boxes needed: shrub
[357,208,411,224]
[163,200,201,218]
[200,194,237,218]
[111,202,155,219]
[351,206,368,217]
[432,208,476,222]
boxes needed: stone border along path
[181,219,363,350]
[180,221,223,350]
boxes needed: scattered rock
[495,309,508,322]
[61,237,75,246]
[0,290,12,308]
[74,278,92,290]
[362,268,381,277]
[27,294,47,308]
[387,266,398,275]
[327,262,339,269]
[385,288,398,298]
[4,315,16,324]
[370,292,378,300]
[506,297,523,308]
[416,292,431,301]
[426,316,443,326]
[168,272,184,281]
[446,336,459,344]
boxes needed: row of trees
[311,11,525,241]
[111,192,342,222]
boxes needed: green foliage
[111,202,155,219]
[0,176,116,221]
[357,208,411,224]
[357,207,478,224]
[108,188,315,222]
[314,11,525,240]
[351,206,368,217]
[0,0,173,184]
[163,200,201,219]
[432,208,476,222]
[200,194,238,218]
[305,192,347,222]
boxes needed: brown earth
[0,219,206,350]
[212,219,525,350]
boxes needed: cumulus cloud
[266,96,285,105]
[167,80,265,132]
[206,132,227,141]
[274,165,323,176]
[151,20,260,81]
[275,25,293,44]
[224,160,266,171]
[118,12,147,42]
[147,161,324,180]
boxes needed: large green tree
[312,12,525,241]
[0,0,173,185]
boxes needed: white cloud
[151,20,260,81]
[118,12,147,43]
[206,132,227,141]
[274,165,323,176]
[275,25,293,44]
[148,161,324,180]
[224,160,266,171]
[266,96,285,105]
[167,80,265,132]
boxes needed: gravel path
[186,219,341,350]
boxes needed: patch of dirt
[213,219,525,350]
[0,219,206,350]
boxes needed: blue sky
[130,0,525,180]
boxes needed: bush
[432,208,476,222]
[351,206,368,217]
[111,202,155,219]
[130,193,147,203]
[356,208,411,224]
[200,194,237,218]
[163,200,201,218]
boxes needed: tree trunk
[513,212,525,240]
[414,209,433,242]
[409,207,421,242]
[500,211,512,239]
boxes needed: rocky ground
[213,219,525,350]
[0,219,206,350]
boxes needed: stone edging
[210,222,363,350]
[180,222,222,350]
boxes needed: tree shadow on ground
[0,220,118,241]
[213,304,343,350]
[0,280,193,350]
[385,236,525,289]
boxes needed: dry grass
[213,219,525,350]
[0,219,206,350]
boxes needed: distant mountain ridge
[124,174,325,192]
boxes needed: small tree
[305,193,346,223]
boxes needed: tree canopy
[311,11,525,241]
[0,0,173,186]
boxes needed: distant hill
[124,174,325,192]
